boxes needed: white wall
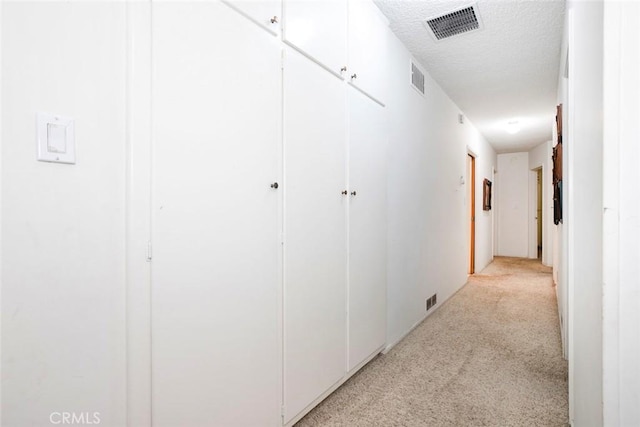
[496,152,529,258]
[1,1,499,424]
[554,23,569,357]
[495,144,551,264]
[473,135,497,274]
[0,1,4,423]
[126,3,152,426]
[602,2,640,425]
[1,3,127,426]
[385,33,496,350]
[559,1,604,425]
[528,141,553,266]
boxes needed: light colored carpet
[296,257,569,427]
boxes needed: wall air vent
[425,5,481,41]
[411,61,425,95]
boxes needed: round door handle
[341,190,348,195]
[351,73,357,79]
[351,191,357,196]
[270,182,279,189]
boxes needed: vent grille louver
[425,5,480,40]
[411,62,425,95]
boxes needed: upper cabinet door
[283,0,347,77]
[221,0,282,35]
[348,0,389,103]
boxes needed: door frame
[467,153,476,274]
[537,168,543,257]
[528,167,543,260]
[528,162,551,263]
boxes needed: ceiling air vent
[411,61,425,95]
[425,5,481,41]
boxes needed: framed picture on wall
[556,104,563,144]
[483,179,492,211]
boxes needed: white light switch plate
[37,112,75,164]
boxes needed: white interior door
[347,87,388,371]
[283,0,347,76]
[151,3,281,426]
[283,48,347,422]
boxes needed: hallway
[297,258,568,426]
[6,1,639,425]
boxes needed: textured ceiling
[374,0,566,153]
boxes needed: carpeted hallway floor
[296,257,569,426]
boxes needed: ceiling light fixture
[505,120,521,134]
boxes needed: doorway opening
[536,168,542,259]
[468,154,476,274]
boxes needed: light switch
[47,122,67,153]
[37,112,75,164]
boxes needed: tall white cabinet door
[283,49,347,423]
[348,87,388,371]
[152,3,280,426]
[348,0,389,103]
[283,0,347,76]
[222,0,282,34]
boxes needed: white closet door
[348,0,389,103]
[348,87,387,371]
[283,0,347,76]
[283,48,347,422]
[221,0,282,34]
[152,3,280,426]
